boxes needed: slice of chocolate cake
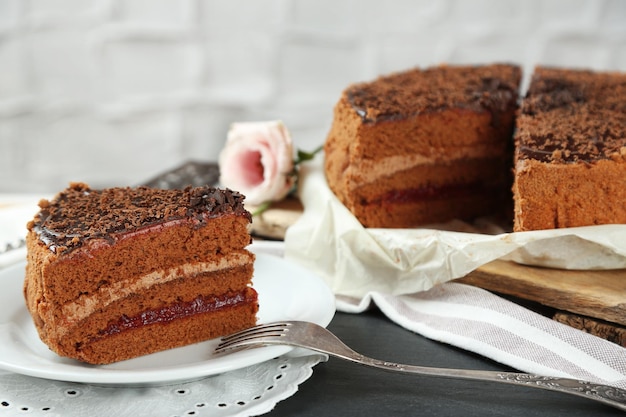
[513,67,626,231]
[24,183,257,364]
[324,63,521,228]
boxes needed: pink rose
[218,121,295,206]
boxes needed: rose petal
[218,121,295,206]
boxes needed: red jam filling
[372,182,485,206]
[97,289,258,338]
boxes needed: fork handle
[351,354,626,411]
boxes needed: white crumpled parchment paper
[284,157,626,298]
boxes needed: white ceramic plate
[0,253,335,385]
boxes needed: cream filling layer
[345,144,504,189]
[55,252,253,336]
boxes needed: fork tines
[216,322,292,353]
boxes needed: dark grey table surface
[269,310,623,417]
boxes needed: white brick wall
[1,0,625,192]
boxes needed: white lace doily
[0,351,326,417]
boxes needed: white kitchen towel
[335,286,626,389]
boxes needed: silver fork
[216,321,626,412]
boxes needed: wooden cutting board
[459,260,626,326]
[248,197,304,240]
[458,261,626,346]
[249,198,626,347]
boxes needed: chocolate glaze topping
[28,182,251,254]
[346,64,521,123]
[516,67,626,163]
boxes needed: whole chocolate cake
[24,182,257,364]
[513,67,626,231]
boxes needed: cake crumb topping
[29,183,251,254]
[516,67,626,163]
[346,64,521,122]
